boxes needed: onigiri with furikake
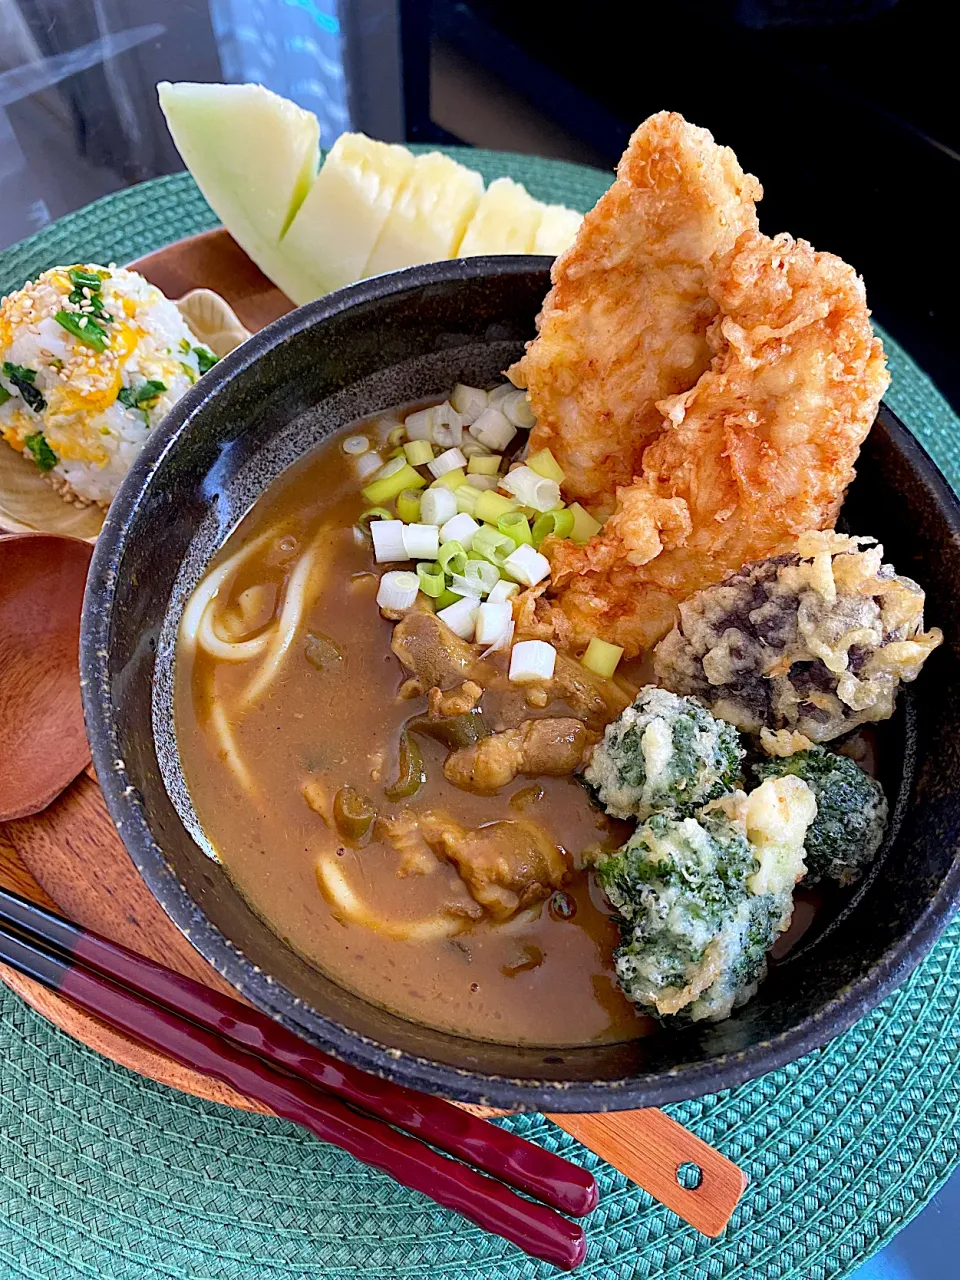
[0,264,217,506]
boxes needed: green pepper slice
[384,730,426,801]
[406,710,490,751]
[333,786,375,843]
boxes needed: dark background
[410,0,959,411]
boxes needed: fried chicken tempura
[524,230,890,657]
[508,111,762,511]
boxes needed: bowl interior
[83,259,960,1110]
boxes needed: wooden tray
[0,231,746,1236]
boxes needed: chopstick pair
[0,886,593,1271]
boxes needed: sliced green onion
[401,523,440,559]
[403,439,434,467]
[498,511,533,547]
[471,525,516,568]
[396,489,421,523]
[342,435,370,455]
[503,543,550,588]
[527,448,566,484]
[568,502,603,543]
[465,474,499,492]
[449,573,485,599]
[420,487,457,526]
[387,446,405,460]
[362,460,427,504]
[469,406,516,451]
[354,451,383,481]
[437,540,468,577]
[501,389,536,428]
[488,578,519,604]
[532,508,575,546]
[500,465,561,512]
[417,561,445,598]
[437,596,480,640]
[487,384,514,407]
[467,453,501,476]
[386,424,406,447]
[473,489,517,525]
[438,512,479,549]
[509,639,557,683]
[357,506,391,535]
[475,601,514,649]
[55,309,108,351]
[403,408,433,441]
[454,484,482,516]
[377,570,419,611]
[435,587,462,610]
[428,447,467,479]
[450,383,488,423]
[430,402,464,448]
[371,520,409,563]
[581,636,624,679]
[428,466,467,492]
[464,559,500,595]
[0,386,10,407]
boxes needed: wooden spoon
[0,533,93,821]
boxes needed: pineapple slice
[280,134,415,302]
[533,203,583,256]
[364,152,484,277]
[457,177,543,256]
[157,82,320,301]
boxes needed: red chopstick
[0,886,594,1217]
[0,916,586,1270]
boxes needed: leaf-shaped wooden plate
[0,449,104,541]
[175,288,252,357]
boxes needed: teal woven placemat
[1,154,958,1280]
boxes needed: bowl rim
[81,256,960,1111]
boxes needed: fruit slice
[457,177,543,256]
[157,82,320,301]
[533,203,583,256]
[365,152,484,277]
[280,134,415,301]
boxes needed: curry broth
[175,422,647,1046]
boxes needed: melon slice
[364,152,484,277]
[457,177,543,256]
[533,203,583,256]
[279,134,415,301]
[157,82,320,301]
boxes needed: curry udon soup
[176,405,649,1048]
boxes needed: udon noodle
[180,527,332,790]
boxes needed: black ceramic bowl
[81,257,960,1112]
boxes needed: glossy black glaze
[81,257,960,1112]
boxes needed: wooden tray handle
[550,1108,747,1237]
